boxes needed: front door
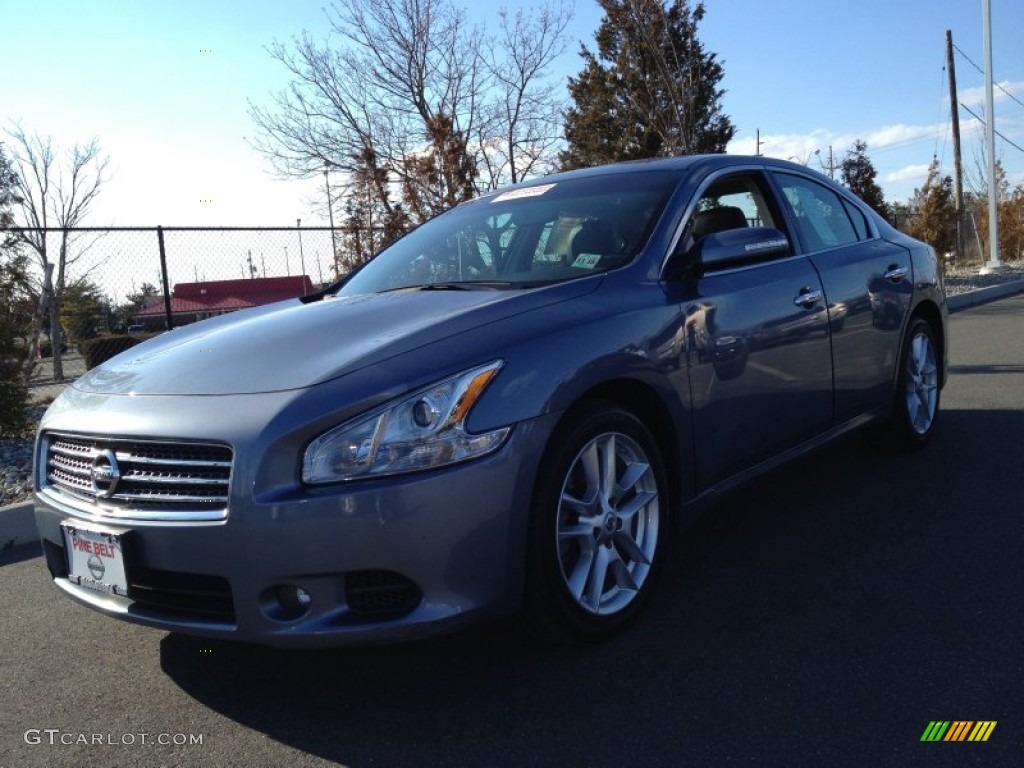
[672,171,834,491]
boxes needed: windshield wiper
[380,281,517,293]
[418,282,474,291]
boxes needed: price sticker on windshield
[492,184,556,203]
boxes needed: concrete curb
[947,279,1024,312]
[2,281,1022,553]
[0,500,37,553]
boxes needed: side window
[691,173,779,242]
[841,199,870,240]
[774,174,858,252]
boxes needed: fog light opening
[258,584,313,622]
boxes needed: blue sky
[4,0,1023,230]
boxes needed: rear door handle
[883,265,908,281]
[794,288,823,308]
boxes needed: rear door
[673,170,833,490]
[770,172,912,422]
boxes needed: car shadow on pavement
[0,540,42,566]
[159,408,1024,766]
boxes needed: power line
[936,55,950,166]
[953,43,1024,111]
[959,102,1024,154]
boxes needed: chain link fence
[2,225,375,400]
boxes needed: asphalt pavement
[1,291,1022,767]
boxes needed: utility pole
[981,0,1002,271]
[755,129,762,156]
[297,218,307,295]
[946,30,966,261]
[324,165,339,274]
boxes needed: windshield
[338,171,680,295]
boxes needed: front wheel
[873,317,941,450]
[525,404,668,642]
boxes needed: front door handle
[794,288,823,308]
[883,265,908,281]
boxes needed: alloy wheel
[555,431,660,615]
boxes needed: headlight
[302,360,509,484]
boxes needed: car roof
[478,154,833,197]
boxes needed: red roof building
[136,275,315,328]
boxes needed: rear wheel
[873,317,940,449]
[525,404,667,641]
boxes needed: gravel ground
[0,406,46,507]
[943,260,1024,294]
[3,261,1022,508]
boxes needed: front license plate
[61,523,129,597]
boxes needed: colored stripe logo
[921,721,997,742]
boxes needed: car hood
[73,283,598,396]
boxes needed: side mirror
[697,227,791,270]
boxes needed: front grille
[345,570,422,619]
[43,432,233,521]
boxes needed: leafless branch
[4,121,111,380]
[249,0,573,228]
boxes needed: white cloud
[728,129,837,168]
[884,164,932,185]
[956,80,1024,109]
[728,122,950,165]
[726,123,965,202]
[862,123,947,151]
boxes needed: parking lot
[2,295,1022,767]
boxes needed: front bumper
[34,389,555,648]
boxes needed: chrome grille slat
[50,443,100,459]
[114,455,231,469]
[115,492,229,502]
[42,432,233,522]
[120,472,227,486]
[49,456,93,478]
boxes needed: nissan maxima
[33,155,947,646]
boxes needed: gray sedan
[32,156,947,646]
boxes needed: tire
[525,403,668,642]
[873,317,941,450]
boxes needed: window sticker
[571,253,602,269]
[492,183,556,203]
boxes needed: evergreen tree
[0,144,33,436]
[560,0,735,169]
[839,140,888,217]
[907,160,956,256]
[60,279,108,343]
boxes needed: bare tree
[5,122,110,380]
[475,2,573,188]
[250,0,571,249]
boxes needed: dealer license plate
[61,523,129,597]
